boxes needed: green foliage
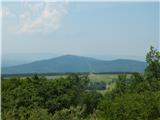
[2,107,53,120]
[80,91,102,116]
[113,74,128,95]
[2,46,160,120]
[98,91,160,120]
[52,106,84,120]
[96,46,160,120]
[146,46,160,80]
[2,73,98,120]
[145,46,160,92]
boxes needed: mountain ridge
[2,55,147,74]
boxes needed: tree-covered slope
[2,55,146,74]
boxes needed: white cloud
[18,2,68,34]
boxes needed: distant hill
[2,55,147,74]
[2,53,59,67]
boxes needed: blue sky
[2,2,159,60]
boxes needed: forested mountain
[2,55,146,74]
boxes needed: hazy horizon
[2,1,159,64]
[2,52,146,67]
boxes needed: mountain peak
[53,54,97,61]
[61,54,80,58]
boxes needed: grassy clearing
[45,75,67,79]
[89,74,131,93]
[88,74,118,94]
[88,74,118,83]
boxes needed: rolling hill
[2,55,147,74]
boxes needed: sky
[1,1,159,60]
